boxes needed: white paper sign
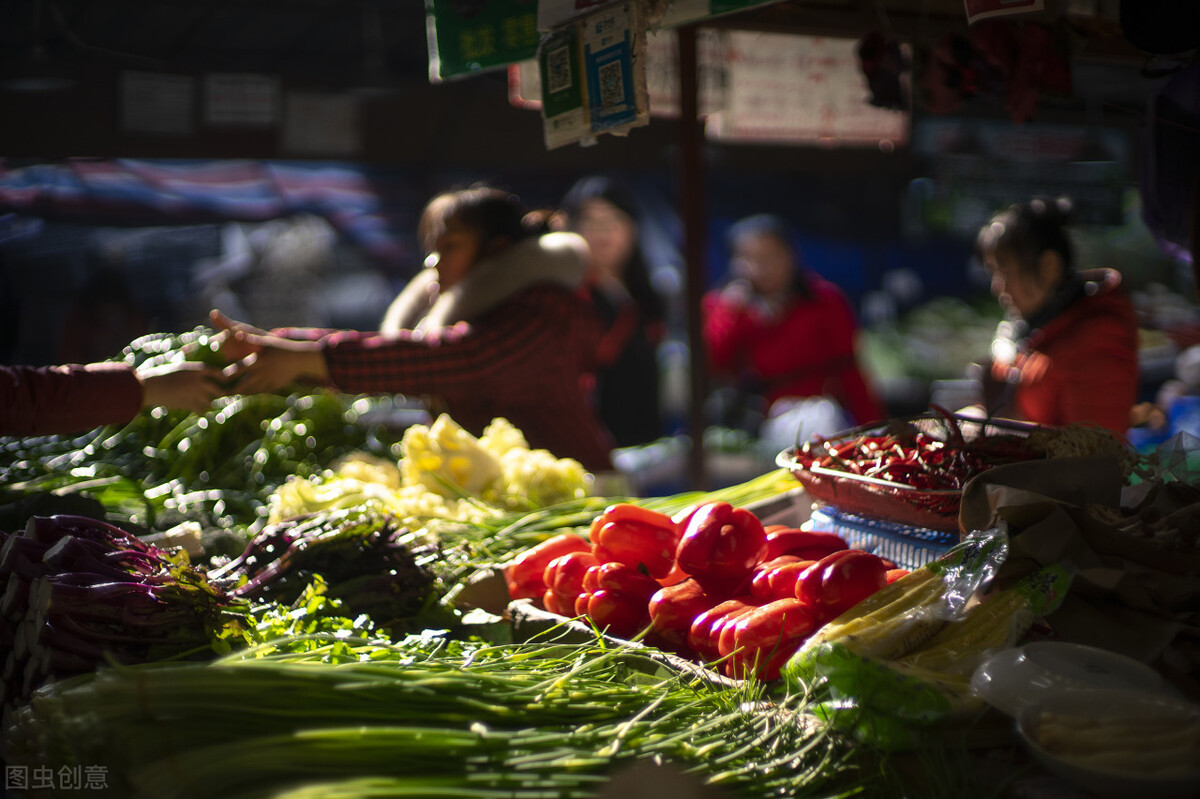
[706,32,909,146]
[204,74,280,127]
[121,71,194,135]
[282,92,361,156]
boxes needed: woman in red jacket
[977,196,1139,434]
[702,214,885,427]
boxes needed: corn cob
[895,587,1034,677]
[802,566,950,660]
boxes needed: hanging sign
[538,25,589,149]
[963,0,1045,25]
[425,0,541,82]
[705,32,909,146]
[536,1,649,149]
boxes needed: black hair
[418,185,533,254]
[726,213,813,299]
[977,196,1075,276]
[560,175,665,324]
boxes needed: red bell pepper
[675,501,767,591]
[506,533,591,601]
[541,549,599,616]
[796,549,887,621]
[728,597,819,680]
[589,503,680,580]
[750,556,818,602]
[763,528,848,562]
[885,568,911,584]
[687,596,757,663]
[647,578,720,656]
[575,561,660,639]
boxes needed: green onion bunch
[7,631,861,799]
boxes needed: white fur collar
[380,232,588,336]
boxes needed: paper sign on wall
[121,71,194,135]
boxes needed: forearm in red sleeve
[320,296,563,401]
[1,363,143,436]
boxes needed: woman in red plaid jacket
[214,186,615,472]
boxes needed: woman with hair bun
[977,196,1139,433]
[213,185,616,472]
[560,176,668,448]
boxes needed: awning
[0,158,416,269]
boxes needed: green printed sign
[425,0,540,81]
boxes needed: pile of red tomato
[505,500,908,680]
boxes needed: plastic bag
[782,525,1073,749]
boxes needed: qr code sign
[546,46,571,94]
[597,60,625,108]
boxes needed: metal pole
[678,24,708,490]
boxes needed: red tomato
[675,502,767,588]
[506,534,591,600]
[648,578,719,655]
[763,528,848,561]
[728,598,818,680]
[542,588,571,616]
[885,568,911,584]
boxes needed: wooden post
[678,24,708,490]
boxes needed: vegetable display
[7,634,862,799]
[783,528,1073,749]
[789,412,1041,492]
[507,499,896,681]
[1,335,1163,799]
[0,330,409,531]
[0,514,251,717]
[781,410,1048,529]
[207,508,447,638]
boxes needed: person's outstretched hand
[208,309,267,363]
[136,361,225,414]
[209,309,329,394]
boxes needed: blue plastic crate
[804,504,958,570]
